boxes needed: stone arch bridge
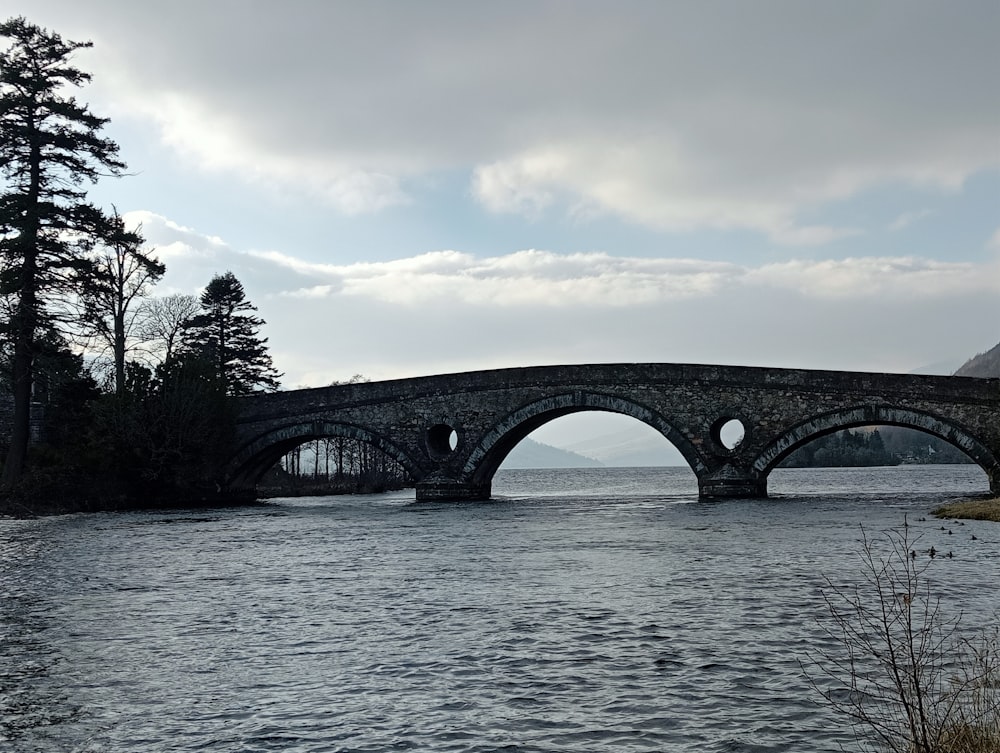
[228,363,1000,500]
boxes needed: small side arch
[752,404,1000,484]
[462,391,706,489]
[227,421,422,489]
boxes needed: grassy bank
[932,497,1000,522]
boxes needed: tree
[0,17,127,486]
[181,271,281,396]
[139,293,200,364]
[79,208,164,394]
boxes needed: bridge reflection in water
[228,363,1000,501]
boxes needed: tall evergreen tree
[181,271,282,396]
[0,17,127,486]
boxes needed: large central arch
[461,391,705,492]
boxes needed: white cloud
[251,245,1000,308]
[889,209,933,231]
[472,153,566,216]
[120,210,226,263]
[750,257,991,299]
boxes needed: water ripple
[0,466,996,752]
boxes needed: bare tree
[79,208,164,394]
[138,293,200,364]
[809,524,1000,752]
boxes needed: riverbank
[0,489,260,519]
[932,496,1000,522]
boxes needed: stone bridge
[228,363,1000,500]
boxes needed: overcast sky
[7,1,1000,402]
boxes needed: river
[1,465,998,752]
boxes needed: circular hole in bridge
[716,418,745,451]
[426,423,458,459]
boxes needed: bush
[808,523,1000,752]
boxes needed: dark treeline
[0,16,409,516]
[0,18,283,515]
[780,426,973,468]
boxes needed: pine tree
[0,17,128,486]
[181,272,282,396]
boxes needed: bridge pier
[988,466,1000,496]
[698,465,768,500]
[415,477,492,502]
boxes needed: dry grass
[932,498,1000,522]
[940,722,1000,753]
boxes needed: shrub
[808,523,1000,752]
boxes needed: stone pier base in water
[698,475,768,500]
[416,478,492,502]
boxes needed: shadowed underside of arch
[227,421,422,489]
[753,405,1000,486]
[461,391,705,490]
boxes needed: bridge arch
[752,404,1000,488]
[227,420,422,489]
[461,391,706,490]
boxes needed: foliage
[181,271,281,396]
[0,16,128,485]
[809,525,1000,752]
[0,331,108,514]
[781,427,972,468]
[0,340,238,514]
[92,353,236,502]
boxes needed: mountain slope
[500,438,604,469]
[955,342,1000,377]
[565,428,685,467]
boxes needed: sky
[5,1,1000,422]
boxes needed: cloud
[129,214,1000,310]
[27,0,1000,241]
[125,212,999,387]
[750,257,990,299]
[889,209,933,231]
[259,248,997,307]
[122,210,226,262]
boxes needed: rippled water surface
[2,465,999,752]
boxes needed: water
[1,465,998,752]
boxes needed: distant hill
[908,358,963,375]
[501,438,604,469]
[565,428,685,467]
[954,342,1000,377]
